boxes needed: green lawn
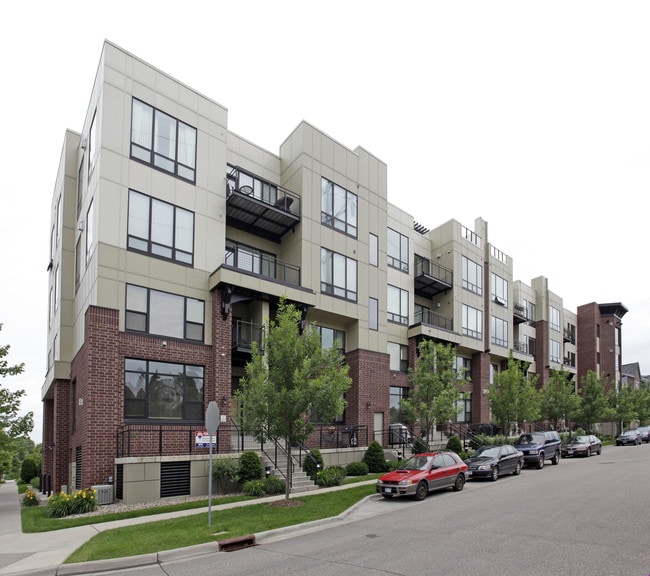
[65,483,376,563]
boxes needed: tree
[576,370,611,432]
[1,324,34,479]
[400,341,470,443]
[539,369,581,432]
[488,353,539,436]
[609,386,638,433]
[237,298,352,500]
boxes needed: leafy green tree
[237,298,351,500]
[488,353,539,435]
[576,370,611,431]
[609,386,638,433]
[540,369,581,432]
[635,384,650,426]
[1,324,33,479]
[400,341,469,443]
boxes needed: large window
[387,228,409,272]
[491,273,508,307]
[321,177,357,237]
[131,98,197,183]
[369,233,378,267]
[369,297,378,330]
[128,190,194,265]
[88,112,98,176]
[316,326,345,352]
[124,359,204,421]
[390,386,408,423]
[388,342,408,372]
[462,304,482,339]
[387,285,409,325]
[321,248,357,301]
[550,306,560,332]
[462,256,482,295]
[126,284,204,342]
[491,316,508,347]
[85,200,94,265]
[550,339,561,363]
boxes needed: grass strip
[65,484,376,563]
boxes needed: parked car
[464,444,524,481]
[636,426,650,443]
[376,452,467,500]
[561,435,602,458]
[514,431,561,469]
[616,429,642,446]
[388,423,412,445]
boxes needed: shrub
[446,434,463,454]
[20,458,40,485]
[22,487,40,507]
[345,461,369,476]
[46,491,72,518]
[238,451,263,483]
[363,440,388,473]
[29,477,40,490]
[315,467,344,487]
[69,488,97,515]
[242,479,265,497]
[387,459,402,471]
[303,449,324,480]
[213,457,240,494]
[262,476,285,495]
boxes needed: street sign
[195,431,216,448]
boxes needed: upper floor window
[77,157,84,217]
[526,300,536,322]
[491,316,508,347]
[88,112,98,176]
[369,297,378,330]
[320,248,357,301]
[226,240,275,277]
[85,200,94,265]
[388,342,408,372]
[550,306,560,332]
[454,356,472,379]
[126,284,205,342]
[131,98,197,183]
[462,304,482,339]
[491,272,508,307]
[387,228,409,273]
[127,190,194,266]
[369,233,378,267]
[316,326,346,352]
[387,285,409,325]
[550,339,561,363]
[124,359,204,421]
[462,256,482,295]
[321,177,357,237]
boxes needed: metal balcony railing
[225,242,301,286]
[413,307,453,331]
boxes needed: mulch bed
[268,499,304,508]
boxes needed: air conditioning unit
[91,484,114,505]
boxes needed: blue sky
[2,1,649,443]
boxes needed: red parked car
[376,452,468,500]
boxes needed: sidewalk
[0,479,378,576]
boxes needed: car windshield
[517,434,543,444]
[623,430,636,436]
[399,455,433,471]
[572,436,589,443]
[475,446,501,458]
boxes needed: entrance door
[374,412,384,444]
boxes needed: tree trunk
[285,441,292,500]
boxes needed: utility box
[91,484,114,505]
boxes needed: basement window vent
[160,461,191,498]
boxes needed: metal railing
[225,242,301,285]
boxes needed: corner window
[491,316,508,347]
[124,359,204,421]
[491,273,508,307]
[462,256,482,295]
[131,98,197,183]
[462,304,482,339]
[321,177,357,237]
[127,190,194,266]
[550,306,560,332]
[387,285,408,325]
[126,284,204,342]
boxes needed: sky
[2,1,649,444]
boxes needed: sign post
[205,401,220,526]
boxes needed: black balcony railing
[225,242,301,286]
[513,302,528,324]
[232,320,263,352]
[413,308,453,331]
[414,256,453,298]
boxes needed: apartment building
[42,41,602,503]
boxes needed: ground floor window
[124,359,204,421]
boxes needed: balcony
[513,340,529,354]
[225,242,301,286]
[226,166,300,242]
[413,307,453,332]
[414,256,452,298]
[563,328,576,344]
[513,302,528,325]
[232,320,263,353]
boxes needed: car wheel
[453,474,465,492]
[585,448,591,457]
[513,461,522,476]
[597,445,602,455]
[551,451,560,465]
[536,454,545,469]
[490,466,499,481]
[414,481,428,501]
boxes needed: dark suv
[514,431,561,469]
